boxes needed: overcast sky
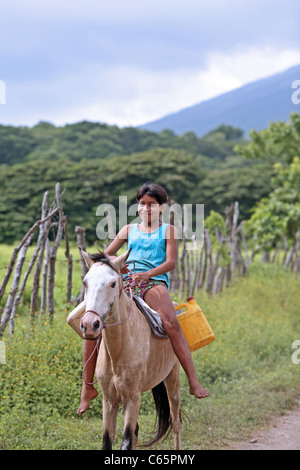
[0,0,299,128]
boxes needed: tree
[234,112,300,165]
[244,157,300,256]
[0,148,205,244]
[196,163,273,220]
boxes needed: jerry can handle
[174,303,188,312]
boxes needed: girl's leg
[77,339,99,415]
[144,285,209,399]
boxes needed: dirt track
[234,400,300,450]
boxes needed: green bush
[0,311,89,417]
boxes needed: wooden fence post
[64,217,73,303]
[48,183,64,320]
[30,191,52,315]
[0,233,34,337]
[40,238,50,316]
[75,225,88,304]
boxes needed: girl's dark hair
[136,182,168,205]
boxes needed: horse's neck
[116,290,133,321]
[102,290,136,358]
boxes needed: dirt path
[233,400,300,450]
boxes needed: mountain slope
[139,65,300,136]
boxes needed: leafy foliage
[0,149,207,243]
[244,157,300,251]
[0,115,299,245]
[196,163,274,220]
[234,112,300,164]
[0,120,253,244]
[0,121,243,166]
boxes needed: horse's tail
[141,381,171,447]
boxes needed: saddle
[132,295,167,338]
[131,295,182,339]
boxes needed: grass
[0,244,300,450]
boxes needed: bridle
[81,261,136,331]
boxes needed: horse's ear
[111,249,131,272]
[80,248,93,270]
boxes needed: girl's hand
[120,264,129,275]
[132,271,150,285]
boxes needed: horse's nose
[80,315,101,339]
[80,318,87,335]
[93,319,100,331]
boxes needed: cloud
[12,44,295,128]
[85,46,300,127]
[0,0,299,127]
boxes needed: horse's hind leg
[165,362,182,450]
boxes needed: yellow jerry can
[175,297,215,352]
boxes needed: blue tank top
[126,223,169,288]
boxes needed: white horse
[79,249,182,450]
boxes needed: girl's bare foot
[77,384,98,415]
[189,380,210,399]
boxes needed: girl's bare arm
[105,224,130,259]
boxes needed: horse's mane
[87,251,119,273]
[88,251,108,263]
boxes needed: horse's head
[79,250,130,340]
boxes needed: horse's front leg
[120,394,141,450]
[102,394,120,450]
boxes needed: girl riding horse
[77,182,209,416]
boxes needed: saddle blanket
[132,295,182,339]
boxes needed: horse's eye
[111,282,116,288]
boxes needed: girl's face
[137,194,163,224]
